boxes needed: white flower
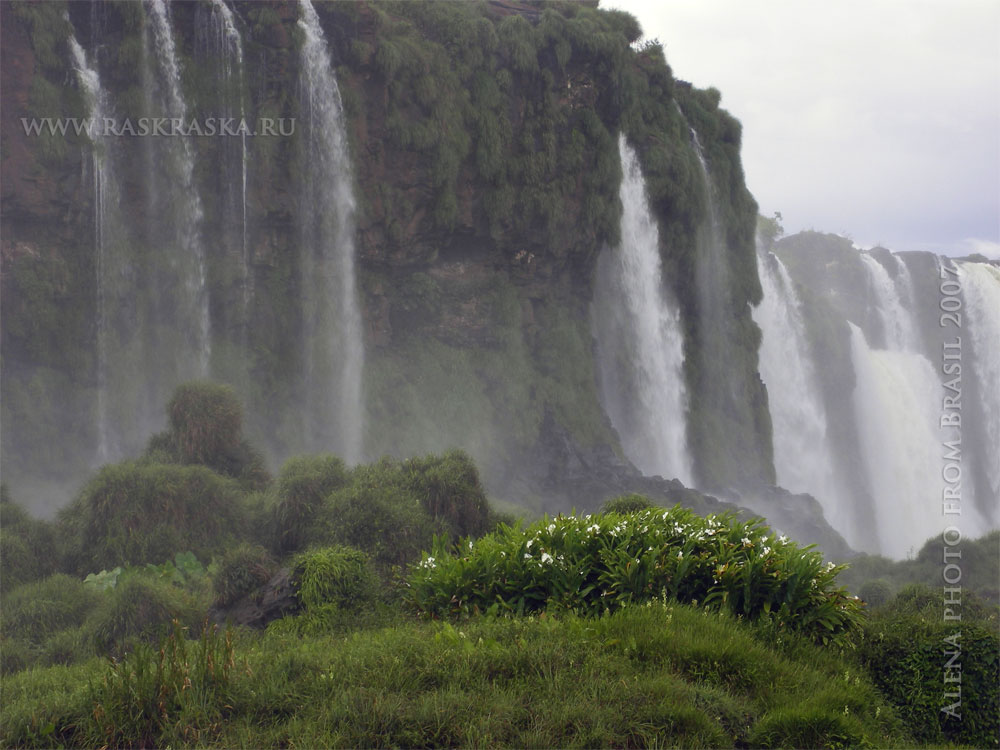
[526,539,534,550]
[677,551,684,559]
[742,536,752,546]
[762,546,771,556]
[778,535,788,543]
[587,524,600,534]
[547,523,556,534]
[541,552,553,564]
[524,553,532,560]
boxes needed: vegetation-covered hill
[2,384,998,749]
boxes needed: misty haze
[1,2,997,747]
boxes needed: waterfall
[959,262,1000,509]
[689,128,734,348]
[197,0,250,344]
[753,250,852,540]
[860,252,920,351]
[68,33,118,464]
[145,0,211,378]
[848,323,944,558]
[593,135,692,484]
[296,0,365,463]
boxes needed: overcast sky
[604,0,1000,258]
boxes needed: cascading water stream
[848,321,944,558]
[197,0,250,339]
[296,0,365,463]
[69,32,117,464]
[958,262,1000,509]
[145,0,210,378]
[753,250,852,541]
[859,253,920,351]
[592,135,692,484]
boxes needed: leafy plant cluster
[0,552,208,675]
[855,584,999,748]
[271,448,499,571]
[409,504,864,643]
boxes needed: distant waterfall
[196,0,250,345]
[860,253,920,350]
[297,0,365,463]
[144,0,211,378]
[69,33,119,464]
[753,251,850,539]
[959,262,1000,509]
[848,322,943,558]
[593,135,692,484]
[689,127,734,367]
[847,251,996,558]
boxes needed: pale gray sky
[605,0,1000,257]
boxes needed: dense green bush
[0,490,57,590]
[858,578,893,609]
[60,461,249,572]
[292,545,378,612]
[409,506,863,643]
[168,381,242,466]
[838,530,1000,605]
[856,584,1000,748]
[146,382,271,490]
[401,450,492,539]
[602,493,653,513]
[272,454,349,554]
[212,543,275,607]
[1,574,100,647]
[0,574,101,673]
[325,483,437,571]
[88,577,203,656]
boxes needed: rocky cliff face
[2,1,792,534]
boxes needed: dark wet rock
[208,568,299,629]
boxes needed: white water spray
[848,323,943,558]
[69,34,117,464]
[146,0,211,377]
[593,135,692,484]
[199,0,250,333]
[959,262,1000,509]
[860,253,920,351]
[297,0,365,463]
[753,251,852,541]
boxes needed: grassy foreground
[2,603,909,749]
